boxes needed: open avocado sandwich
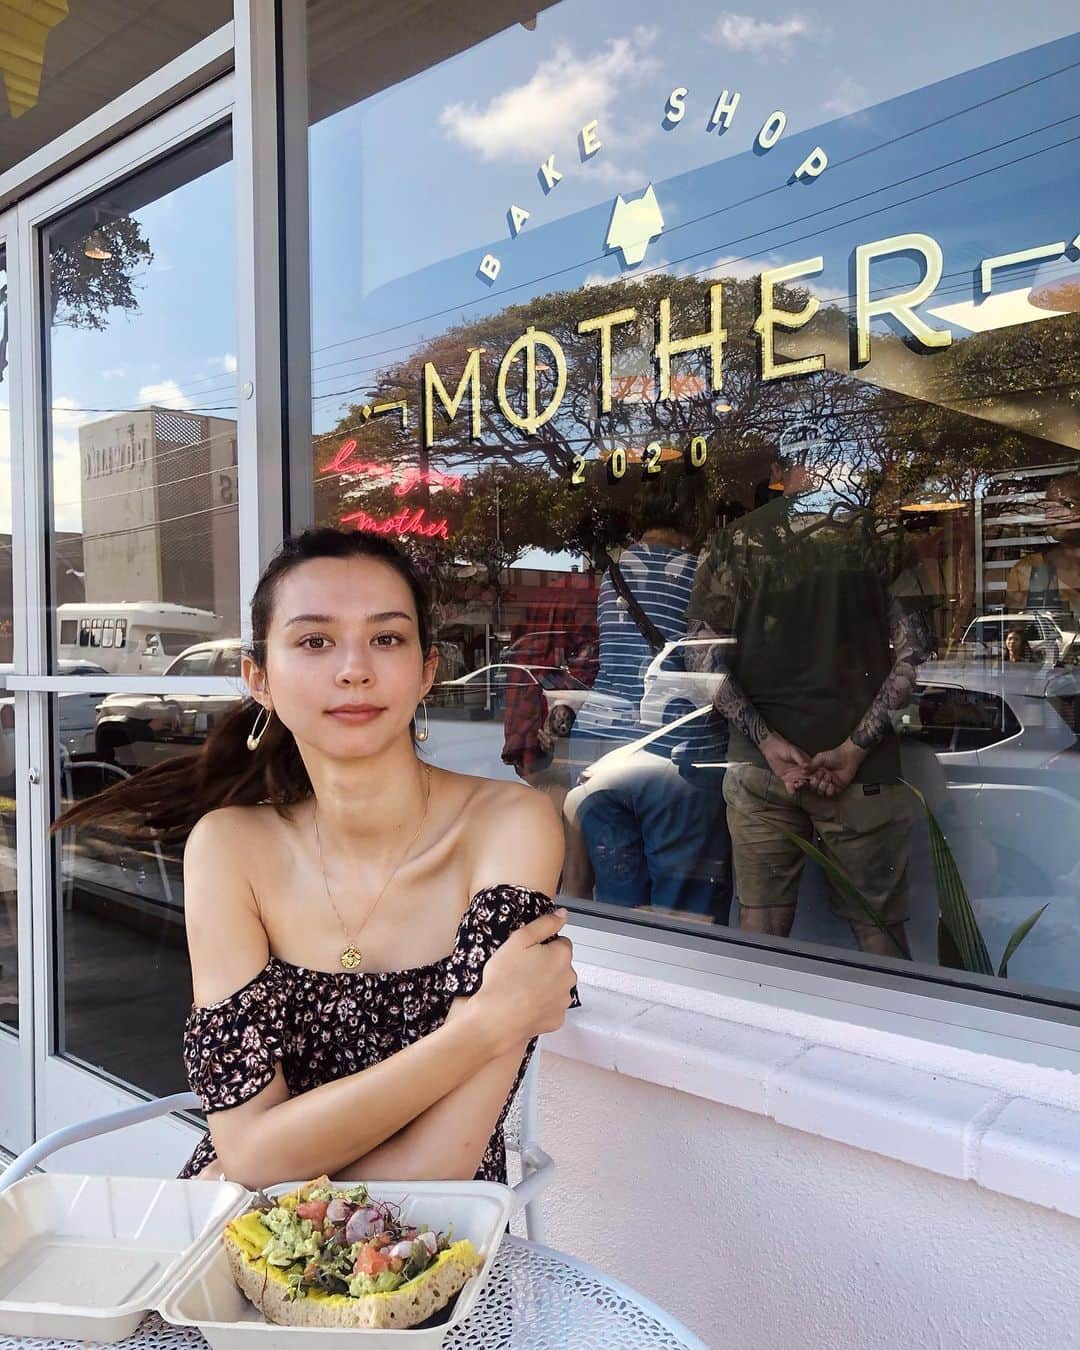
[223,1176,483,1329]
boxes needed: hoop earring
[247,705,273,752]
[414,699,430,744]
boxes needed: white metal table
[0,1236,706,1350]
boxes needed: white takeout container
[0,1173,251,1341]
[0,1174,513,1348]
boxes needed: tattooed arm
[850,601,931,750]
[686,619,809,792]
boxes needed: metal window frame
[0,207,32,1155]
[0,25,235,214]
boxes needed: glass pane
[43,124,240,675]
[52,684,239,1090]
[0,2,231,175]
[0,243,14,1031]
[302,2,1080,1005]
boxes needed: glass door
[0,207,30,1157]
[12,79,245,1175]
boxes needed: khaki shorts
[722,762,914,925]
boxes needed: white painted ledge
[545,965,1080,1221]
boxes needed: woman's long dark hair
[50,528,433,845]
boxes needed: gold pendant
[340,945,363,970]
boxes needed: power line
[303,58,1080,364]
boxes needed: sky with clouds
[308,2,1080,432]
[1,1,1077,544]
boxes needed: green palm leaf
[905,783,993,976]
[997,905,1048,979]
[783,831,908,959]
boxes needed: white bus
[56,602,224,675]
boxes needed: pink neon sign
[322,440,463,495]
[339,505,451,540]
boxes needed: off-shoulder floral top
[179,884,579,1183]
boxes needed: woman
[1004,626,1038,663]
[53,528,577,1191]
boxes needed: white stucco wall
[537,1051,1080,1350]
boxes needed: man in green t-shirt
[687,464,930,957]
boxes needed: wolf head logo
[605,184,664,268]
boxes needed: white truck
[55,602,223,676]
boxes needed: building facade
[1,4,1080,1344]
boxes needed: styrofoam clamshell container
[160,1179,514,1350]
[0,1173,251,1342]
[0,1174,513,1348]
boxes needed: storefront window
[304,3,1080,1002]
[0,2,231,175]
[42,123,240,676]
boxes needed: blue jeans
[568,746,732,920]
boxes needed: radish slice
[345,1207,379,1243]
[326,1197,353,1225]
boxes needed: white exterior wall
[537,1052,1080,1350]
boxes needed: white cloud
[51,396,93,430]
[675,253,826,297]
[51,435,83,533]
[583,259,671,288]
[584,158,647,187]
[102,367,126,380]
[824,76,870,118]
[221,352,237,374]
[440,27,659,163]
[708,12,815,59]
[137,379,191,410]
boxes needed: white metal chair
[0,1046,555,1241]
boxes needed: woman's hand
[473,910,576,1053]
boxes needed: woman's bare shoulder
[448,774,563,895]
[184,801,287,864]
[183,805,293,1005]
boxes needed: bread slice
[223,1211,483,1330]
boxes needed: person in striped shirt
[564,488,732,922]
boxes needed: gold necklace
[312,764,432,970]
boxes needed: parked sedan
[0,661,110,793]
[92,639,244,769]
[429,664,591,733]
[639,637,736,727]
[957,612,1078,663]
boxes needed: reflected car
[429,663,591,732]
[497,630,599,683]
[92,639,244,768]
[957,612,1078,663]
[893,658,1080,897]
[639,637,737,727]
[0,661,111,794]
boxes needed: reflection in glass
[0,245,14,1031]
[42,124,240,675]
[52,683,241,1092]
[303,2,1080,1001]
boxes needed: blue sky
[6,2,1078,539]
